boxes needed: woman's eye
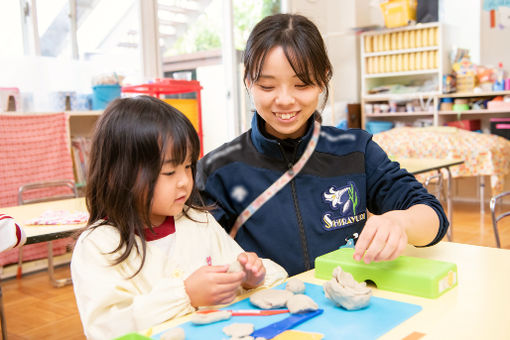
[185,163,192,169]
[258,85,274,90]
[296,84,309,88]
[162,171,175,176]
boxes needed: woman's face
[248,46,322,140]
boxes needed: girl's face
[150,146,193,226]
[248,46,322,140]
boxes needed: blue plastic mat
[152,282,422,339]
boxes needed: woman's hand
[353,213,408,264]
[184,265,245,307]
[238,252,266,289]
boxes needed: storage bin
[92,84,121,110]
[162,98,200,133]
[456,74,476,93]
[446,119,481,131]
[380,0,417,28]
[490,118,510,140]
[0,87,20,111]
[487,100,510,110]
[49,91,77,111]
[365,121,394,134]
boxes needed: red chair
[0,113,76,282]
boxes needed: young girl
[197,13,449,276]
[71,96,287,340]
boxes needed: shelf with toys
[360,27,510,137]
[360,22,443,130]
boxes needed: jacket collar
[250,112,316,161]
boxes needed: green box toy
[114,333,152,340]
[314,248,457,299]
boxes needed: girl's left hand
[353,213,408,264]
[237,252,266,289]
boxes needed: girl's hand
[237,252,266,289]
[184,265,245,307]
[353,213,408,264]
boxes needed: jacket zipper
[278,141,312,271]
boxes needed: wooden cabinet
[436,91,510,133]
[66,110,102,189]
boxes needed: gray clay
[249,289,293,309]
[227,260,243,273]
[191,310,232,324]
[222,323,254,337]
[323,266,372,310]
[160,327,185,340]
[285,278,306,294]
[286,294,318,314]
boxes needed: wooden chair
[489,191,510,248]
[17,179,77,287]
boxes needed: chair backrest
[0,112,75,207]
[489,191,510,248]
[18,179,78,205]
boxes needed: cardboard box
[380,0,417,28]
[446,119,481,131]
[490,118,510,140]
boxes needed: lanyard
[230,121,321,238]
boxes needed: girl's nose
[275,88,296,106]
[177,171,190,188]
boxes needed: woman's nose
[275,88,296,106]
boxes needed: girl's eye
[162,171,175,176]
[296,84,309,88]
[185,163,192,169]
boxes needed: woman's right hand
[184,265,245,307]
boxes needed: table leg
[479,176,485,215]
[446,167,453,241]
[0,284,7,340]
[47,241,72,288]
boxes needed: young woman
[197,13,448,276]
[71,96,287,340]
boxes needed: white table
[147,242,510,340]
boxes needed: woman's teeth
[276,112,296,119]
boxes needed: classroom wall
[480,4,510,69]
[287,0,363,126]
[196,64,231,154]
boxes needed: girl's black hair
[85,95,206,277]
[243,13,333,111]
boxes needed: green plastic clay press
[314,248,457,299]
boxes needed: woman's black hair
[84,95,206,277]
[243,13,333,111]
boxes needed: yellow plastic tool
[273,329,324,340]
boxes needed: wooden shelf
[364,46,439,57]
[439,90,510,98]
[66,110,103,116]
[367,111,433,117]
[363,92,440,101]
[439,109,510,115]
[363,69,440,78]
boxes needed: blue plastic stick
[251,309,324,339]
